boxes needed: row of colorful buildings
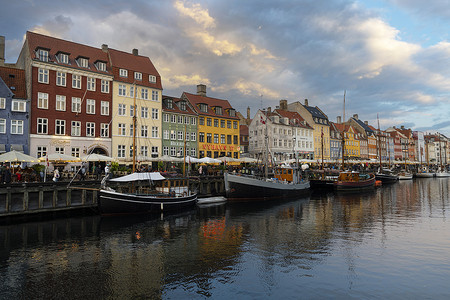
[0,32,448,166]
[0,32,240,163]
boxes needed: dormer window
[166,99,173,109]
[59,53,69,64]
[228,108,236,117]
[149,75,156,83]
[78,57,89,68]
[119,69,128,77]
[215,106,222,115]
[96,61,106,72]
[199,103,208,113]
[179,101,186,111]
[37,49,49,62]
[134,72,142,80]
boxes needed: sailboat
[224,110,310,201]
[436,133,450,178]
[398,141,413,180]
[375,115,398,183]
[415,139,435,177]
[99,83,197,214]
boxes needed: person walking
[104,164,111,180]
[3,165,11,184]
[53,168,60,182]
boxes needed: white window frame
[101,80,109,93]
[78,58,89,68]
[101,101,109,116]
[87,77,96,91]
[118,104,126,116]
[97,61,106,71]
[71,121,81,136]
[152,108,159,120]
[86,122,95,137]
[134,72,142,81]
[163,130,169,139]
[141,125,148,137]
[152,127,158,138]
[59,53,69,64]
[37,146,47,158]
[37,118,48,134]
[152,90,158,101]
[55,119,65,135]
[12,100,26,112]
[0,119,5,134]
[163,113,169,122]
[141,88,149,100]
[118,123,126,136]
[149,75,156,83]
[118,84,126,96]
[118,145,126,158]
[141,145,148,157]
[141,107,148,118]
[119,69,128,77]
[86,99,95,114]
[56,71,66,87]
[38,49,49,62]
[56,95,66,111]
[38,68,49,84]
[37,92,48,109]
[101,123,109,137]
[72,147,80,158]
[72,97,81,113]
[72,74,81,89]
[0,98,5,109]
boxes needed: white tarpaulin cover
[109,172,166,182]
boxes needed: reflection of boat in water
[197,196,227,205]
[99,172,197,215]
[224,165,310,201]
[334,171,376,191]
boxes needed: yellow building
[109,49,162,163]
[181,85,240,159]
[335,124,360,159]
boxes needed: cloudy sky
[2,0,450,135]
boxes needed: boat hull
[436,172,450,178]
[375,173,399,184]
[99,189,197,215]
[334,175,376,191]
[415,172,435,178]
[224,173,310,201]
[398,173,413,180]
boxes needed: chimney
[0,36,5,66]
[267,107,271,114]
[247,107,250,120]
[279,99,287,110]
[353,114,358,120]
[101,44,108,52]
[197,84,207,97]
[337,116,342,124]
[304,99,309,106]
[132,48,139,56]
[364,121,368,125]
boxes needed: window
[141,107,148,118]
[12,100,26,112]
[214,119,219,127]
[149,75,156,83]
[184,116,189,124]
[215,107,222,115]
[207,133,212,143]
[221,134,225,144]
[152,108,158,119]
[170,130,176,140]
[72,74,81,89]
[72,97,81,113]
[38,68,49,83]
[101,80,109,93]
[87,77,96,91]
[129,86,135,98]
[38,92,48,109]
[38,49,49,62]
[129,124,134,137]
[200,103,208,113]
[141,125,148,137]
[86,122,95,137]
[199,117,204,125]
[118,145,126,158]
[170,147,176,156]
[55,120,65,135]
[178,131,183,140]
[56,72,66,86]
[118,103,126,116]
[233,121,238,129]
[37,146,47,158]
[101,101,109,116]
[130,105,135,117]
[190,148,196,157]
[37,118,48,134]
[151,147,158,157]
[55,147,64,154]
[180,101,187,110]
[163,146,169,156]
[166,99,173,109]
[199,132,205,142]
[78,58,89,68]
[141,146,148,157]
[71,121,81,136]
[141,88,148,100]
[163,113,169,122]
[229,109,236,117]
[0,119,5,133]
[97,61,106,71]
[152,90,158,101]
[178,115,183,124]
[234,135,238,144]
[191,117,197,125]
[118,84,126,96]
[207,118,212,126]
[163,130,169,139]
[86,99,95,114]
[56,95,66,111]
[134,72,142,80]
[191,132,196,141]
[227,121,231,128]
[185,132,190,141]
[221,120,225,128]
[214,134,219,143]
[119,69,128,77]
[101,123,109,137]
[152,126,158,138]
[72,147,80,158]
[227,135,232,144]
[0,98,4,109]
[118,124,126,136]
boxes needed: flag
[260,115,265,124]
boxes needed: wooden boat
[334,171,376,191]
[99,172,197,215]
[375,169,399,183]
[398,171,413,180]
[415,171,435,178]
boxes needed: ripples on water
[0,178,449,299]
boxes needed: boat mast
[438,133,443,171]
[264,111,269,179]
[183,124,187,177]
[132,82,137,173]
[341,91,346,171]
[377,114,382,172]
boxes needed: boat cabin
[337,171,360,182]
[274,166,303,183]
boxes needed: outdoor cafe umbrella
[198,157,221,164]
[0,150,39,163]
[80,153,116,162]
[38,153,81,163]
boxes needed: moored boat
[398,171,413,180]
[375,169,399,184]
[334,171,376,191]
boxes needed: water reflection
[0,178,449,298]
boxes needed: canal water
[0,178,449,299]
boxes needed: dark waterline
[0,178,449,299]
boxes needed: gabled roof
[0,66,27,99]
[351,117,373,133]
[334,123,356,134]
[26,31,111,75]
[162,95,197,116]
[182,92,238,119]
[273,109,313,129]
[303,104,329,122]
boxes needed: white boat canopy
[109,172,166,182]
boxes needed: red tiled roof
[26,31,111,75]
[0,66,27,99]
[162,95,197,116]
[240,124,249,135]
[273,109,313,129]
[183,92,238,119]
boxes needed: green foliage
[32,164,45,172]
[110,162,119,172]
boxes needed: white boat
[197,196,227,205]
[415,172,435,178]
[398,172,413,180]
[436,171,450,178]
